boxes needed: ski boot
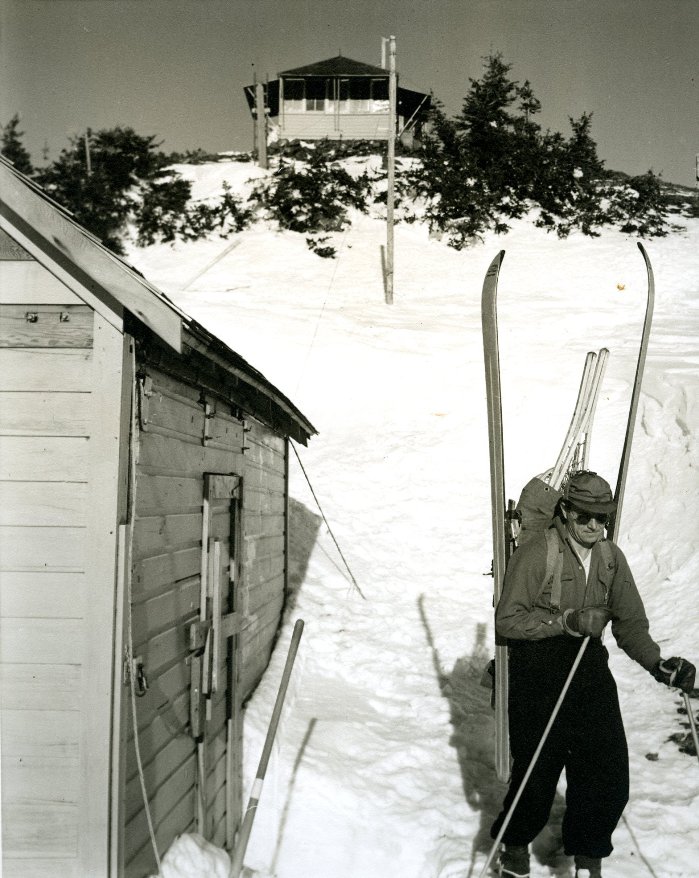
[499,844,530,877]
[574,854,602,877]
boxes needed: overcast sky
[2,0,697,186]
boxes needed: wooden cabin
[244,55,431,146]
[0,158,316,877]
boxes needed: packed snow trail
[133,162,699,878]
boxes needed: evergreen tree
[566,112,604,178]
[609,170,673,237]
[408,99,483,245]
[1,114,34,174]
[456,54,523,197]
[411,53,671,243]
[533,114,609,236]
[456,54,544,207]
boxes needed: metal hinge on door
[138,375,154,430]
[203,399,215,446]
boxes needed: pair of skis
[549,346,609,489]
[482,242,655,783]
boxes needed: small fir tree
[1,114,34,174]
[249,143,372,253]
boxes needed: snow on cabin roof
[280,55,389,78]
[0,156,316,444]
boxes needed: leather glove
[652,657,696,693]
[563,606,613,638]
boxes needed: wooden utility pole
[255,80,268,170]
[84,131,92,177]
[385,35,396,305]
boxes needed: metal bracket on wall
[203,399,215,446]
[138,374,154,430]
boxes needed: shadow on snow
[418,594,572,877]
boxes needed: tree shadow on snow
[418,595,571,877]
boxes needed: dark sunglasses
[569,507,610,526]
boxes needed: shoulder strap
[540,534,615,612]
[598,539,616,605]
[599,539,615,571]
[543,528,564,611]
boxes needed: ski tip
[637,241,652,268]
[636,241,655,288]
[486,250,506,276]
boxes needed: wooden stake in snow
[84,131,92,177]
[229,619,305,878]
[255,80,268,170]
[385,34,396,305]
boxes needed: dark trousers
[491,637,629,858]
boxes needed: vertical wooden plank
[110,525,129,878]
[284,438,290,599]
[197,480,212,838]
[111,336,136,878]
[210,540,222,694]
[227,482,244,847]
[80,313,127,876]
[200,486,211,621]
[1,693,4,866]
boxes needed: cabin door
[191,472,244,849]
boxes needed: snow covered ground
[130,160,699,878]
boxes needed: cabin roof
[0,156,316,443]
[280,55,388,78]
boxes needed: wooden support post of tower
[385,35,396,305]
[255,81,268,170]
[84,132,92,177]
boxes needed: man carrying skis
[491,470,695,878]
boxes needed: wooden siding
[0,304,94,349]
[124,365,245,876]
[0,285,94,876]
[240,420,287,700]
[122,362,289,873]
[279,111,401,141]
[0,261,83,306]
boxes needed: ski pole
[478,636,590,878]
[229,619,305,878]
[683,692,699,765]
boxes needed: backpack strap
[543,528,564,611]
[598,539,616,604]
[599,539,615,571]
[540,533,616,612]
